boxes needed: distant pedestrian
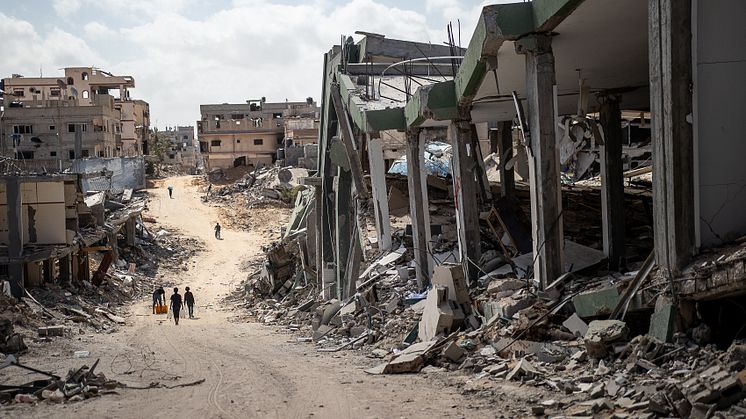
[214,222,221,239]
[167,185,173,198]
[169,287,182,325]
[184,286,195,319]
[152,286,165,314]
[207,183,213,197]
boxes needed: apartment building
[197,98,317,170]
[159,126,199,172]
[0,67,149,164]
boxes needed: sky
[0,0,505,128]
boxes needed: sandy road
[2,176,490,419]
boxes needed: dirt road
[4,176,491,419]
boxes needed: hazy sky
[1,0,502,128]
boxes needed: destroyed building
[0,67,150,166]
[0,173,144,300]
[197,98,318,170]
[158,126,201,173]
[243,1,746,417]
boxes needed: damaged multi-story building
[158,125,201,173]
[197,98,318,170]
[0,173,144,300]
[297,0,746,353]
[0,67,150,167]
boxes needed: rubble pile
[2,356,120,404]
[206,165,308,231]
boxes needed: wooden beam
[450,121,482,282]
[649,0,695,275]
[516,34,564,290]
[406,129,433,287]
[498,121,515,198]
[367,134,392,251]
[331,83,369,199]
[599,94,626,271]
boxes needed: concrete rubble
[226,158,746,417]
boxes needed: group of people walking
[152,286,196,325]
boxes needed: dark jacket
[170,293,182,310]
[184,291,195,306]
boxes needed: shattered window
[50,89,61,97]
[253,139,263,145]
[211,140,221,147]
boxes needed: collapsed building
[243,1,746,417]
[0,173,144,300]
[157,126,202,173]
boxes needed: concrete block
[562,313,589,337]
[431,264,470,304]
[648,296,676,343]
[383,341,436,374]
[494,296,535,319]
[584,320,629,358]
[572,286,622,318]
[418,286,453,342]
[38,325,67,337]
[442,341,465,363]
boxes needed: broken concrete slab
[431,264,470,305]
[584,320,629,358]
[562,313,589,338]
[485,240,606,278]
[383,340,438,374]
[442,341,465,363]
[648,296,676,342]
[418,286,454,343]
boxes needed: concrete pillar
[498,120,515,198]
[599,94,626,271]
[449,121,482,282]
[334,170,353,298]
[43,259,54,283]
[59,255,71,282]
[516,34,564,290]
[406,129,433,287]
[26,262,43,287]
[6,179,25,298]
[366,133,392,251]
[649,0,696,275]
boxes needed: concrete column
[649,0,695,275]
[43,259,54,283]
[59,255,71,282]
[516,34,564,290]
[366,133,392,251]
[449,121,482,282]
[6,179,25,298]
[498,120,515,198]
[406,129,433,287]
[599,94,626,271]
[334,170,353,298]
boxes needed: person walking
[207,183,213,197]
[152,286,165,314]
[184,286,195,319]
[169,287,183,325]
[214,222,221,239]
[167,185,173,199]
